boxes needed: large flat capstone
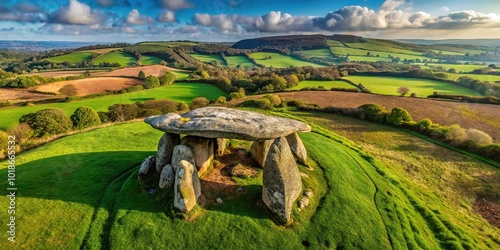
[144,107,311,141]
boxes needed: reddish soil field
[93,65,185,77]
[27,70,88,78]
[0,88,56,103]
[35,77,143,96]
[230,91,500,141]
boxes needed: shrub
[263,94,282,107]
[214,96,226,104]
[178,102,189,112]
[71,106,101,130]
[108,104,139,122]
[138,70,146,79]
[416,118,433,131]
[143,100,178,114]
[7,123,33,143]
[445,124,468,145]
[139,109,162,117]
[465,129,493,146]
[0,130,7,153]
[358,104,386,123]
[97,111,110,123]
[190,97,210,110]
[19,109,73,137]
[237,98,273,110]
[144,75,160,89]
[228,91,245,101]
[387,107,413,126]
[287,99,305,107]
[160,71,176,85]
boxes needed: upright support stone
[250,140,273,168]
[156,133,181,173]
[171,145,195,172]
[181,136,214,176]
[174,160,201,213]
[285,133,308,164]
[138,155,156,179]
[262,137,302,224]
[159,164,175,189]
[214,138,228,156]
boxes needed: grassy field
[0,83,226,130]
[347,41,422,56]
[136,41,198,47]
[331,47,428,61]
[190,54,225,65]
[46,52,93,64]
[438,72,500,82]
[225,56,256,68]
[301,49,334,59]
[345,75,482,97]
[250,52,325,68]
[326,40,345,47]
[93,51,137,67]
[420,63,490,73]
[140,55,163,65]
[290,80,359,90]
[1,111,498,249]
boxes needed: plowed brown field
[35,77,143,96]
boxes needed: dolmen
[141,107,311,223]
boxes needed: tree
[138,70,146,79]
[144,75,160,89]
[71,106,101,130]
[160,71,176,85]
[397,86,410,97]
[19,109,73,137]
[387,107,412,126]
[190,97,210,110]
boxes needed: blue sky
[1,0,500,42]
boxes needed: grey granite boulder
[181,136,214,176]
[138,155,155,179]
[159,164,175,189]
[262,137,302,224]
[144,107,311,141]
[285,133,308,164]
[171,145,195,173]
[156,133,180,173]
[250,140,273,168]
[173,160,201,212]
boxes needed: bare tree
[397,86,410,97]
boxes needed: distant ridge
[397,39,500,47]
[232,34,365,50]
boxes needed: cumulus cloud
[380,0,406,12]
[194,11,313,33]
[126,9,154,25]
[157,0,194,10]
[158,9,175,22]
[427,10,500,29]
[49,0,105,25]
[14,2,44,13]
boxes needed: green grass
[331,47,428,61]
[347,40,423,56]
[436,72,500,82]
[301,49,334,59]
[0,83,226,130]
[140,55,163,65]
[326,40,345,47]
[136,41,198,47]
[46,52,93,64]
[348,56,391,62]
[429,45,488,56]
[190,54,225,65]
[0,110,498,249]
[225,56,257,68]
[290,80,359,90]
[93,51,137,67]
[172,71,190,80]
[250,52,325,68]
[420,63,490,73]
[345,75,483,97]
[431,50,465,56]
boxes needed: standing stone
[156,133,181,173]
[262,137,302,224]
[159,164,175,189]
[181,136,214,176]
[138,155,156,179]
[171,145,195,173]
[174,160,202,212]
[285,133,308,164]
[214,138,228,156]
[250,140,273,168]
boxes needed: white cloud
[440,6,450,12]
[126,9,154,25]
[380,0,406,12]
[158,9,175,22]
[49,0,104,25]
[157,0,194,10]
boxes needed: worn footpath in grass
[93,51,137,66]
[46,52,93,64]
[0,83,227,130]
[250,52,325,68]
[345,75,482,97]
[290,80,359,90]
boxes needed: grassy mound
[46,52,93,64]
[250,52,324,68]
[93,51,137,67]
[0,110,498,249]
